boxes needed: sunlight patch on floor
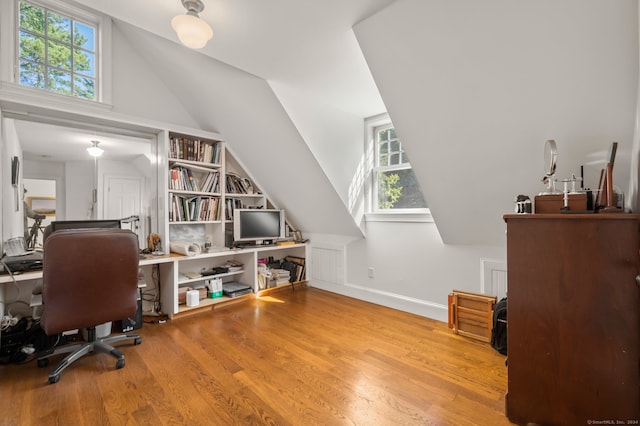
[257,296,285,304]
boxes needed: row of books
[169,167,220,193]
[169,137,221,164]
[224,198,252,220]
[170,194,221,222]
[226,173,252,194]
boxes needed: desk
[0,254,176,318]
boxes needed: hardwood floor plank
[0,287,513,425]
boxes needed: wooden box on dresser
[503,213,640,426]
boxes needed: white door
[105,176,141,219]
[104,176,145,245]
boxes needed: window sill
[365,211,434,223]
[0,82,113,115]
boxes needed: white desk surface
[0,254,176,284]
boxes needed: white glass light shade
[87,141,104,157]
[172,13,213,49]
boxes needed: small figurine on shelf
[147,233,164,255]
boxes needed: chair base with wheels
[37,326,142,384]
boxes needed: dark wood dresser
[503,214,640,425]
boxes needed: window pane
[74,22,95,51]
[47,11,71,43]
[377,169,427,210]
[74,75,95,100]
[19,31,44,62]
[379,129,389,141]
[47,68,72,94]
[379,141,388,155]
[389,128,397,139]
[20,2,44,35]
[19,60,45,88]
[74,49,94,76]
[390,153,400,165]
[390,140,400,153]
[16,2,101,101]
[48,40,71,70]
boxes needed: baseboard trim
[309,280,448,323]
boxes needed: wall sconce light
[87,140,104,157]
[172,0,213,49]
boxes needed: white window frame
[0,0,112,109]
[365,113,431,223]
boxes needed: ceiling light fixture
[172,0,213,49]
[87,140,104,157]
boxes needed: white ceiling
[16,0,394,162]
[77,0,393,117]
[14,119,153,162]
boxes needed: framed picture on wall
[28,196,56,216]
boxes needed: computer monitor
[50,219,121,232]
[233,209,285,245]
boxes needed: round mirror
[544,139,557,178]
[540,139,558,194]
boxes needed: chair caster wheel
[134,338,142,345]
[37,358,49,368]
[116,359,125,369]
[48,374,60,384]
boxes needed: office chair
[36,228,142,384]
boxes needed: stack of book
[271,269,291,286]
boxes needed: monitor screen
[51,220,121,232]
[233,209,284,244]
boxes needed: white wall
[65,161,94,220]
[1,119,24,241]
[355,0,639,246]
[303,0,638,321]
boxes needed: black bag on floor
[490,297,508,355]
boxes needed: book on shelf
[170,194,221,222]
[169,136,221,164]
[224,198,246,221]
[169,166,220,194]
[225,173,253,194]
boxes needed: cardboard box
[534,193,587,214]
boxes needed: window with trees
[366,114,428,220]
[17,0,97,100]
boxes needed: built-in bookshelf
[167,134,223,225]
[158,130,307,319]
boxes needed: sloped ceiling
[74,0,392,117]
[112,21,362,237]
[355,0,638,244]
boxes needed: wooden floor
[0,287,514,425]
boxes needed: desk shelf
[177,270,244,286]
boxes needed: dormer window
[364,114,429,222]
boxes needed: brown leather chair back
[41,228,139,335]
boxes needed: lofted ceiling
[15,0,395,163]
[75,0,393,117]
